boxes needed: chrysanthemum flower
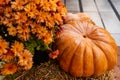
[43,33,53,45]
[7,26,17,36]
[1,18,10,26]
[36,26,48,39]
[14,12,27,24]
[11,0,25,10]
[24,61,33,70]
[18,49,33,69]
[36,11,45,23]
[11,41,24,56]
[31,0,41,4]
[0,0,10,5]
[1,50,14,61]
[0,40,9,56]
[53,13,63,24]
[17,25,30,41]
[57,1,67,15]
[24,2,37,18]
[30,23,38,34]
[0,62,17,75]
[40,0,57,11]
[4,7,13,18]
[45,14,55,28]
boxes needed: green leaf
[24,36,51,54]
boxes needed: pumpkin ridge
[57,37,74,60]
[88,28,115,44]
[83,42,87,76]
[92,41,117,70]
[69,21,85,34]
[77,22,97,39]
[61,27,81,37]
[68,41,84,76]
[77,22,86,34]
[58,40,71,59]
[91,41,108,65]
[59,40,80,72]
[91,43,108,76]
[71,24,83,35]
[88,30,114,44]
[78,22,94,35]
[87,27,98,36]
[82,42,94,77]
[89,38,113,44]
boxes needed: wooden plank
[67,11,81,13]
[111,0,120,17]
[62,0,65,4]
[81,0,103,27]
[86,12,104,27]
[108,0,120,21]
[66,0,80,12]
[95,0,120,33]
[95,0,113,12]
[81,0,97,12]
[118,47,120,55]
[100,12,120,33]
[111,33,120,46]
[111,0,120,12]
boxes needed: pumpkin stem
[83,35,87,38]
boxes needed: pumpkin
[55,13,118,77]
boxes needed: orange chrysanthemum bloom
[24,61,33,70]
[11,41,24,56]
[18,49,33,69]
[7,26,17,36]
[17,25,30,41]
[14,12,28,24]
[24,2,38,18]
[1,18,10,26]
[40,0,57,11]
[30,23,37,34]
[36,11,48,23]
[45,14,55,28]
[31,0,41,4]
[0,63,17,75]
[0,0,10,5]
[4,7,13,19]
[1,50,14,61]
[0,40,9,56]
[53,13,63,24]
[36,26,48,39]
[43,32,53,45]
[11,0,25,10]
[57,1,67,15]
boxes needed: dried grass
[4,59,115,80]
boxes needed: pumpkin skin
[55,14,118,77]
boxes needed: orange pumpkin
[55,13,118,77]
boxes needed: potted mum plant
[0,0,67,78]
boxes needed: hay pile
[4,59,115,80]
